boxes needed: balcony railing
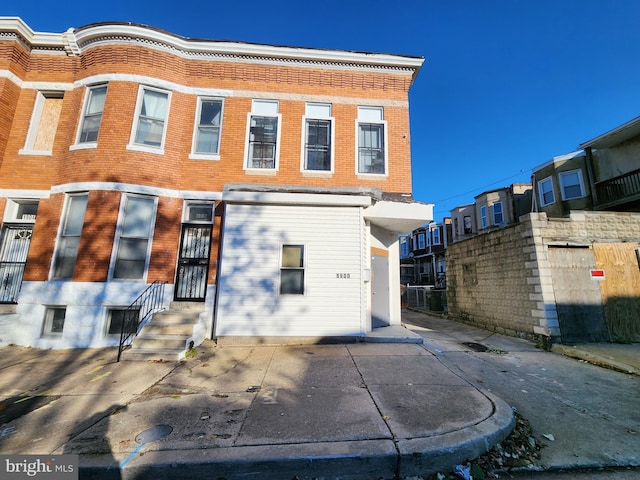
[594,168,640,209]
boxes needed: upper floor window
[480,206,488,228]
[357,106,387,175]
[246,100,280,170]
[418,233,425,249]
[52,193,88,279]
[191,98,223,158]
[538,177,555,206]
[492,202,504,225]
[303,103,333,172]
[559,170,585,200]
[20,91,64,155]
[400,236,409,257]
[432,227,441,245]
[463,215,473,234]
[131,86,170,150]
[77,85,107,144]
[111,195,157,280]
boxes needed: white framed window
[400,236,409,257]
[76,85,107,145]
[245,99,281,170]
[3,199,39,223]
[302,103,333,172]
[418,233,425,249]
[190,98,223,159]
[432,227,441,245]
[20,91,64,155]
[280,245,304,295]
[412,235,417,250]
[111,195,157,280]
[52,193,88,279]
[356,106,387,175]
[538,176,556,206]
[480,206,488,228]
[183,201,214,223]
[106,307,140,336]
[559,170,586,200]
[129,86,170,152]
[42,307,66,336]
[492,202,504,225]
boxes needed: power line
[432,169,530,204]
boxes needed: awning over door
[364,200,433,234]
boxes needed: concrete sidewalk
[0,333,514,479]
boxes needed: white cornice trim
[49,182,223,200]
[0,17,423,78]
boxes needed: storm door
[0,225,33,303]
[174,224,212,301]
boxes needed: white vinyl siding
[216,204,364,337]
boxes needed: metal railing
[595,168,640,207]
[405,284,447,314]
[117,280,167,362]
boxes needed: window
[78,85,107,144]
[417,233,425,249]
[42,307,66,336]
[559,170,585,200]
[480,206,488,228]
[463,215,473,234]
[112,195,157,280]
[303,103,333,171]
[432,227,441,245]
[280,245,304,295]
[20,91,64,155]
[492,202,504,225]
[357,107,386,175]
[192,98,223,157]
[106,308,140,336]
[184,201,214,223]
[246,100,280,170]
[52,194,88,279]
[4,199,38,223]
[400,236,409,257]
[131,87,170,149]
[412,235,417,250]
[538,177,555,206]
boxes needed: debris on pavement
[426,412,542,479]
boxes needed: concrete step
[0,304,17,315]
[151,311,201,324]
[132,334,188,350]
[140,322,193,336]
[123,348,186,362]
[169,301,205,312]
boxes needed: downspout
[211,201,226,340]
[531,174,538,213]
[584,147,598,206]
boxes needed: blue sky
[7,1,640,221]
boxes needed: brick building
[0,18,432,353]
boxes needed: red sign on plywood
[590,269,605,280]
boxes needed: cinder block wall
[446,211,640,342]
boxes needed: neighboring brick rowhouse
[446,211,640,342]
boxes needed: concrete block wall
[446,211,640,342]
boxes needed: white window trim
[243,101,282,172]
[50,193,88,280]
[108,194,158,281]
[417,233,425,249]
[189,97,224,161]
[480,205,488,229]
[19,91,63,156]
[300,103,334,174]
[42,306,66,337]
[355,115,389,177]
[538,176,556,207]
[127,85,171,155]
[432,227,441,245]
[492,201,504,225]
[559,169,586,201]
[182,200,215,223]
[279,244,306,296]
[72,84,107,150]
[3,199,38,223]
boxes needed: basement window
[42,307,66,336]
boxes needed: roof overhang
[579,116,640,150]
[364,201,433,234]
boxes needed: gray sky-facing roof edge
[579,115,640,150]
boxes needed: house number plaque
[336,273,351,279]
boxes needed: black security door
[174,224,212,301]
[0,225,33,303]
